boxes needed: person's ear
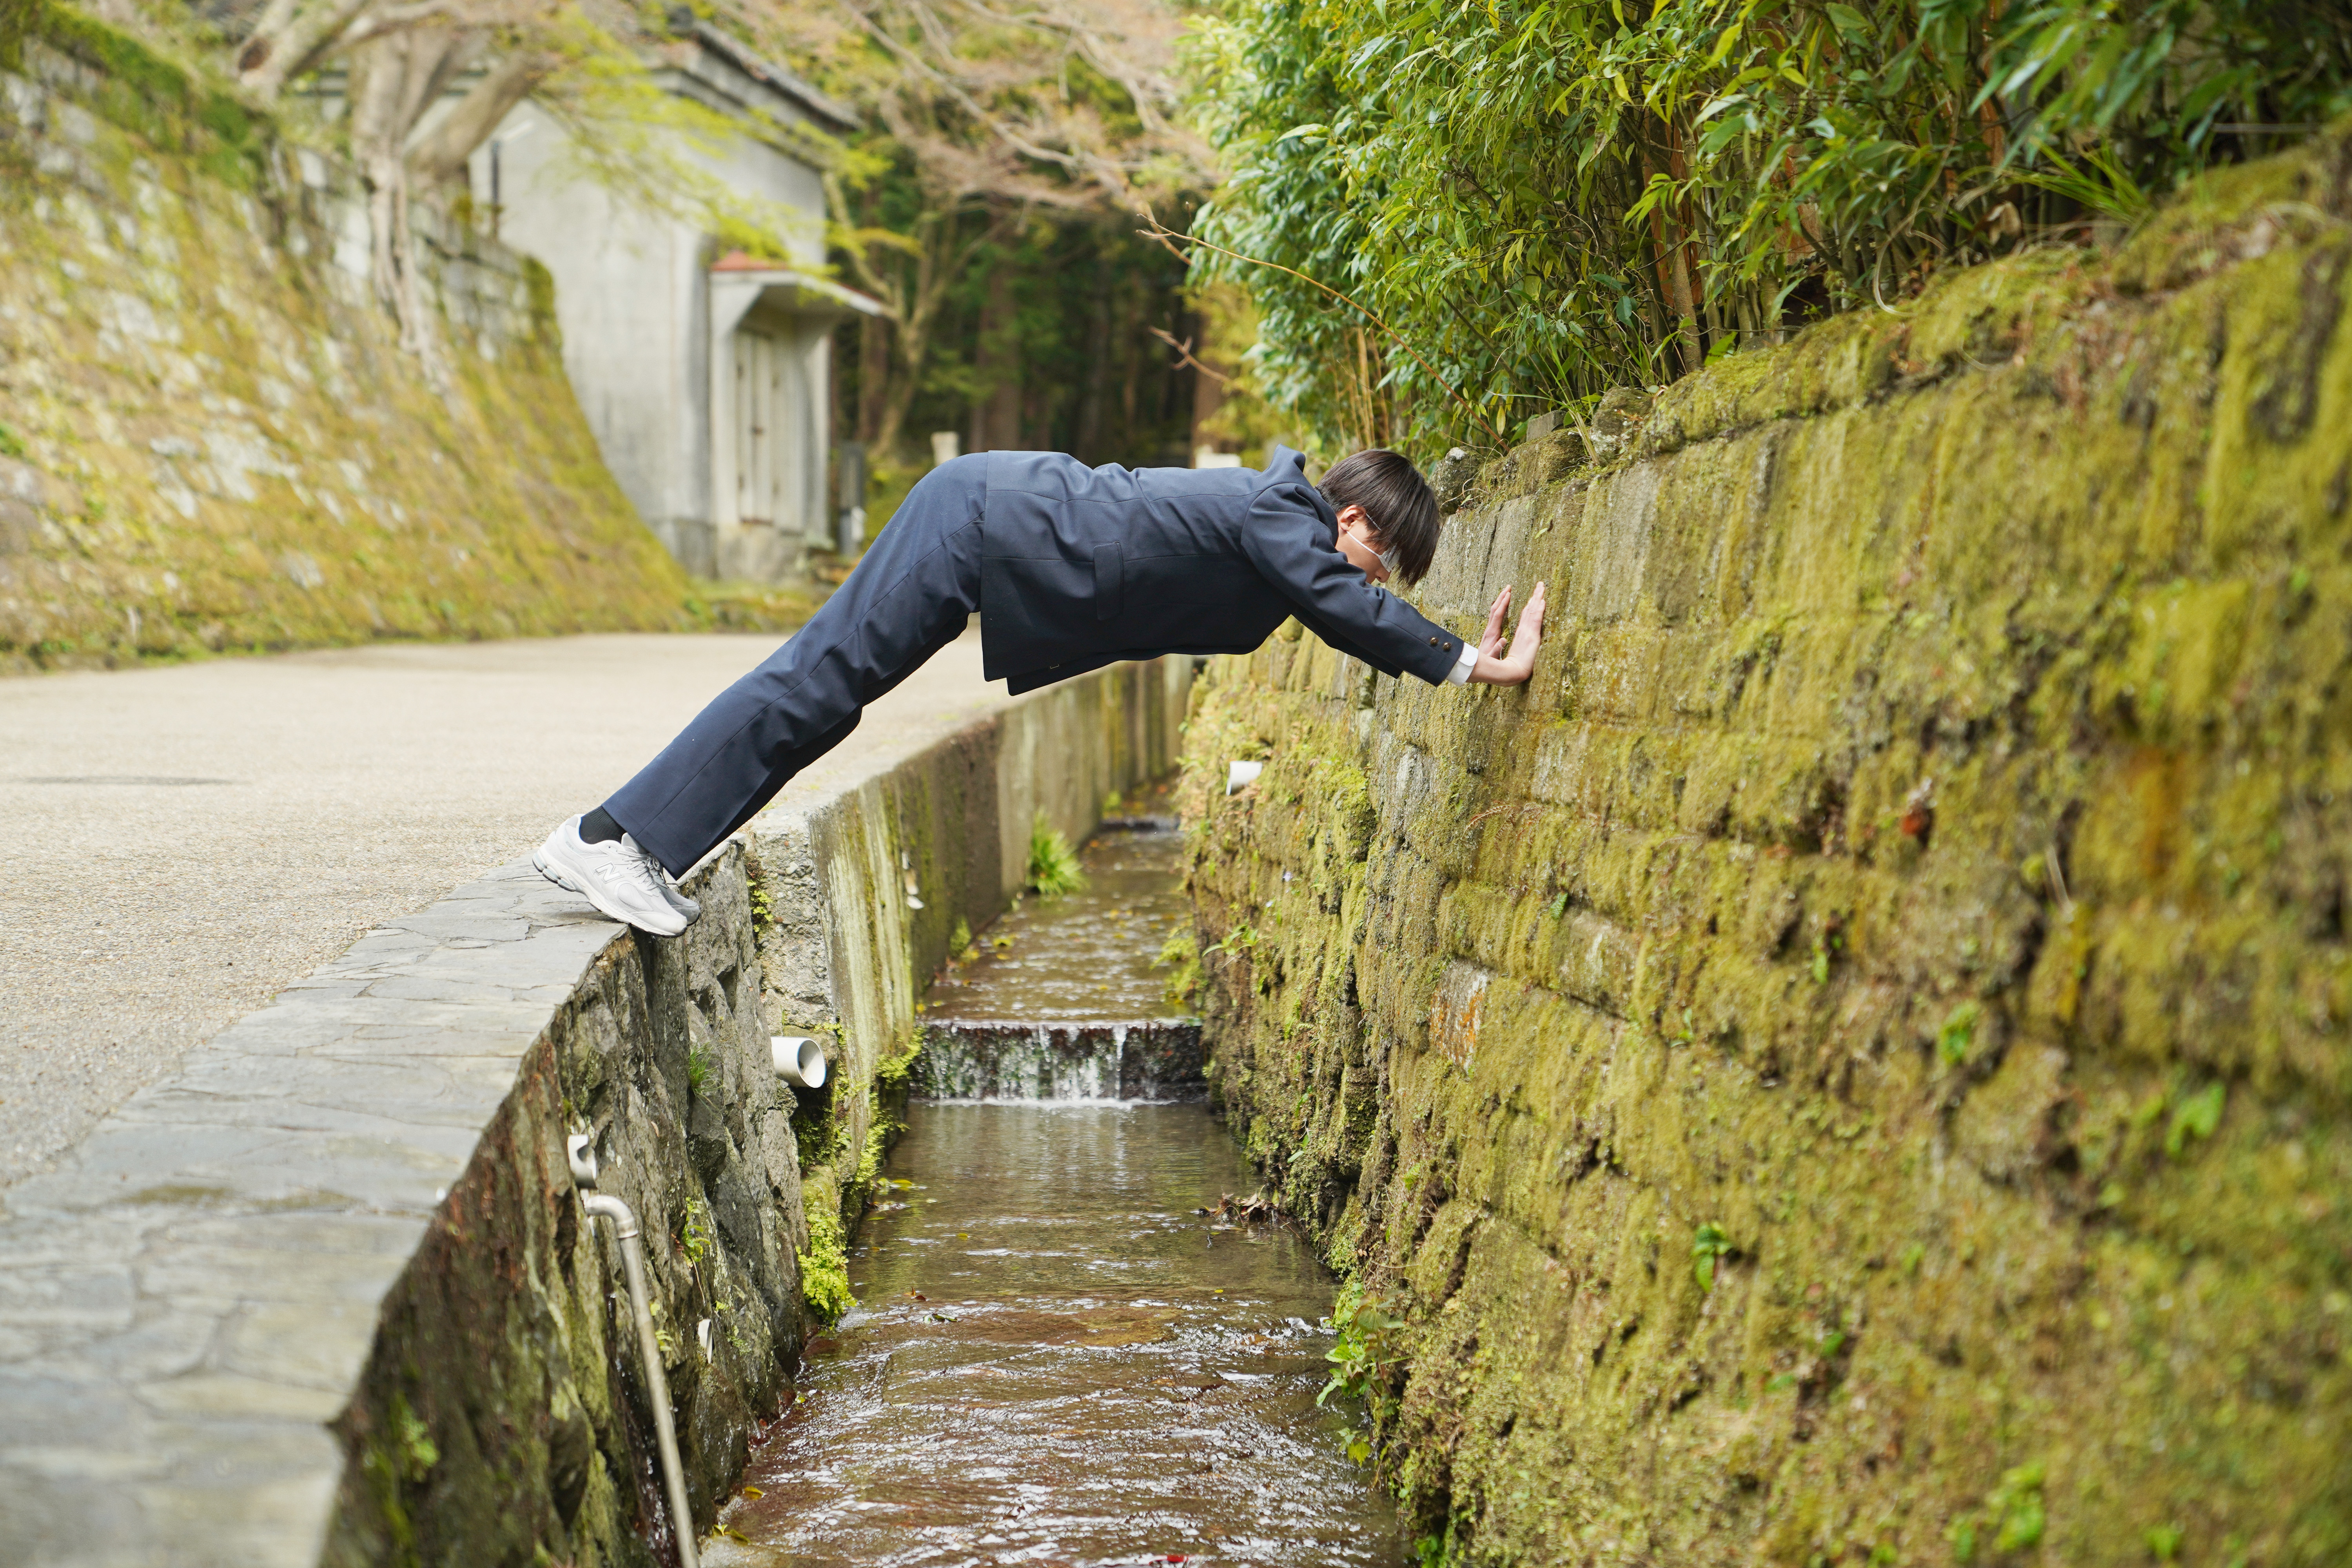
[1334,503,1371,537]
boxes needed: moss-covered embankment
[1180,127,2352,1565]
[0,8,700,674]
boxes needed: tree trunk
[350,29,459,383]
[407,49,550,188]
[855,313,891,446]
[241,0,376,100]
[1074,250,1111,461]
[969,257,1020,453]
[1648,172,1701,373]
[870,223,940,463]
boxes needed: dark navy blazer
[977,446,1463,695]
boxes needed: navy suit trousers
[605,456,988,876]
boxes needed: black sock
[579,807,625,845]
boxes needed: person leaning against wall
[533,445,1548,932]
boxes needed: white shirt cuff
[1446,642,1477,685]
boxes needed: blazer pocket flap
[1091,543,1124,622]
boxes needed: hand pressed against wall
[1470,583,1547,685]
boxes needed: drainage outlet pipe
[772,1034,828,1089]
[568,1135,700,1568]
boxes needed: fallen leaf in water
[907,1291,929,1301]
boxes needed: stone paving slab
[0,863,612,1568]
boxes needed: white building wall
[467,65,848,585]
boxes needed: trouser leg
[605,456,989,875]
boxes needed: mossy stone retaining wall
[0,8,697,673]
[1180,126,2352,1567]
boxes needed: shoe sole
[535,836,688,937]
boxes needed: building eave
[710,254,889,320]
[685,24,858,134]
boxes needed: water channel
[707,809,1408,1568]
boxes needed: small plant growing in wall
[1692,1223,1734,1290]
[798,1203,857,1326]
[1946,1463,2047,1562]
[2166,1082,2226,1158]
[1318,1280,1406,1413]
[1156,928,1201,1007]
[679,1196,714,1270]
[1027,813,1087,897]
[390,1393,438,1482]
[1936,1002,1982,1066]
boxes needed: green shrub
[1187,0,2352,453]
[1025,813,1086,898]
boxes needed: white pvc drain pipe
[568,1134,699,1568]
[772,1034,828,1089]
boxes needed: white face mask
[1348,513,1398,579]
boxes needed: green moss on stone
[0,28,718,675]
[797,1184,855,1326]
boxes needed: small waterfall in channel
[913,1018,1204,1103]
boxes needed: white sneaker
[533,816,691,936]
[628,833,702,925]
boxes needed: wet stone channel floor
[708,815,1407,1568]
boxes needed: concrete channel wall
[0,655,1189,1567]
[1179,129,2352,1566]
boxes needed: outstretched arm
[1241,481,1466,685]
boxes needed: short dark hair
[1319,449,1441,585]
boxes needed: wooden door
[733,329,784,526]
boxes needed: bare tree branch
[406,46,551,184]
[240,0,375,98]
[1148,325,1227,386]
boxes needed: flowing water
[921,814,1195,1024]
[710,815,1408,1568]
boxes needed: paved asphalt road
[0,628,1011,1187]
